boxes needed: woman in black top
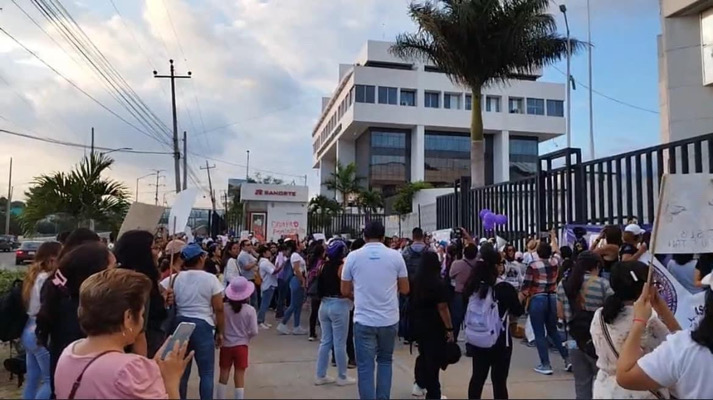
[620,224,647,262]
[465,246,524,400]
[204,243,222,275]
[313,240,355,386]
[411,251,454,399]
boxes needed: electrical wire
[0,127,172,154]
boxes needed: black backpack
[0,279,28,342]
[403,245,428,281]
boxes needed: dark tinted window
[20,242,42,250]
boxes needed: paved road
[0,251,20,271]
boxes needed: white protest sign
[167,188,199,235]
[313,233,326,242]
[118,202,165,238]
[432,229,451,244]
[652,174,713,254]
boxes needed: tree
[308,195,342,232]
[324,162,363,209]
[391,0,582,187]
[356,189,384,214]
[247,173,285,185]
[21,153,130,234]
[393,181,432,216]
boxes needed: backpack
[566,275,599,359]
[403,245,428,280]
[464,287,508,348]
[0,279,28,342]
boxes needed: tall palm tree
[391,0,582,187]
[21,153,130,234]
[356,189,384,215]
[308,195,342,232]
[324,162,363,209]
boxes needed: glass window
[508,97,524,114]
[400,89,416,106]
[526,98,545,115]
[371,131,406,149]
[378,86,398,105]
[465,94,472,110]
[425,91,440,108]
[355,85,375,103]
[485,95,501,112]
[509,136,538,180]
[546,99,564,117]
[444,93,461,110]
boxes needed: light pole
[100,147,132,157]
[586,0,594,160]
[135,172,155,202]
[559,4,572,149]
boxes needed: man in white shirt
[237,239,259,307]
[342,221,409,400]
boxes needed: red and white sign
[267,202,307,241]
[240,183,308,203]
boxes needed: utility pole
[90,127,95,155]
[587,0,595,160]
[201,161,217,212]
[154,60,191,193]
[149,169,166,206]
[4,157,12,235]
[183,131,188,190]
[560,5,572,149]
[246,150,250,181]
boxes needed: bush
[0,270,26,294]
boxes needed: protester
[35,242,116,397]
[448,242,477,343]
[590,225,622,279]
[114,230,168,358]
[237,240,259,307]
[520,230,570,375]
[314,239,356,386]
[522,237,539,266]
[161,239,186,280]
[275,242,291,318]
[619,224,647,262]
[556,251,612,399]
[615,274,713,398]
[590,261,680,399]
[464,246,524,399]
[308,243,326,341]
[667,253,702,294]
[217,277,258,400]
[223,241,241,287]
[277,239,309,335]
[54,268,192,399]
[401,228,430,342]
[257,244,279,329]
[558,246,574,284]
[205,243,223,276]
[20,241,61,400]
[56,228,100,260]
[160,243,225,400]
[502,244,524,290]
[342,221,409,400]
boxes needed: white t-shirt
[27,271,50,317]
[224,258,240,287]
[160,270,223,326]
[258,258,278,291]
[638,330,713,399]
[342,242,408,327]
[290,252,306,277]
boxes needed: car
[0,235,19,249]
[15,241,43,265]
[0,239,12,252]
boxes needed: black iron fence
[307,212,386,238]
[437,133,713,248]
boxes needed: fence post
[453,179,460,229]
[459,176,471,229]
[536,158,547,232]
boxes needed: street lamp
[100,147,133,156]
[559,4,572,149]
[136,172,155,202]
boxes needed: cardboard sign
[167,188,199,235]
[118,202,165,239]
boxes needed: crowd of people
[6,219,713,399]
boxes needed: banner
[118,203,165,239]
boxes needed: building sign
[240,183,309,203]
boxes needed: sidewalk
[186,312,576,399]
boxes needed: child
[217,277,259,400]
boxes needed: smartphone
[161,322,196,360]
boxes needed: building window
[444,93,461,110]
[355,85,375,103]
[546,99,564,117]
[485,95,501,112]
[400,89,416,106]
[465,94,472,110]
[508,97,524,114]
[369,130,410,187]
[424,131,494,186]
[425,91,440,108]
[526,98,545,115]
[509,136,539,180]
[378,86,398,105]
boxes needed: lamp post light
[559,4,572,149]
[135,172,155,202]
[100,147,132,157]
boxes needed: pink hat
[225,276,254,302]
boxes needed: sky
[0,0,661,208]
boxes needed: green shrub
[0,269,26,294]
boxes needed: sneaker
[292,326,308,335]
[276,323,291,335]
[259,323,271,330]
[265,322,273,328]
[314,376,336,386]
[564,360,573,372]
[308,335,317,341]
[347,360,357,369]
[533,364,554,375]
[331,360,337,367]
[412,384,426,397]
[336,376,356,386]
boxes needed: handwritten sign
[652,174,713,254]
[118,202,165,239]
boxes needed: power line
[0,127,172,154]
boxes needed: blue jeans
[450,292,465,340]
[354,322,398,400]
[316,298,351,380]
[21,317,51,400]
[281,277,305,328]
[176,316,215,400]
[258,287,276,324]
[276,278,291,317]
[529,294,568,367]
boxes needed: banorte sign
[254,189,297,197]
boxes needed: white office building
[313,40,566,198]
[659,0,713,143]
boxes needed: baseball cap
[624,224,644,236]
[181,243,207,261]
[363,220,385,239]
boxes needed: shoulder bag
[160,270,180,334]
[67,350,119,399]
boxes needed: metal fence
[437,133,713,248]
[307,212,387,238]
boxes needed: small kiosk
[239,183,309,242]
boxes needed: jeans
[332,309,355,364]
[354,322,398,400]
[467,343,513,399]
[529,294,568,367]
[258,287,276,324]
[21,317,51,400]
[276,278,291,318]
[250,281,259,308]
[310,297,321,337]
[176,316,215,400]
[414,336,446,399]
[450,292,465,340]
[281,277,305,328]
[571,347,598,399]
[316,298,351,380]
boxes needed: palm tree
[356,189,384,215]
[393,181,432,216]
[21,153,130,234]
[324,162,363,209]
[308,195,342,232]
[391,0,582,187]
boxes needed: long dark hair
[36,242,113,346]
[57,228,100,260]
[412,252,443,303]
[691,290,713,353]
[563,251,601,310]
[114,230,158,283]
[307,243,325,271]
[22,241,62,309]
[464,246,500,299]
[601,261,648,324]
[227,298,248,314]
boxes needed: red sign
[254,189,296,197]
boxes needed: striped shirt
[556,273,613,321]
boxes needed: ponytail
[601,293,625,324]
